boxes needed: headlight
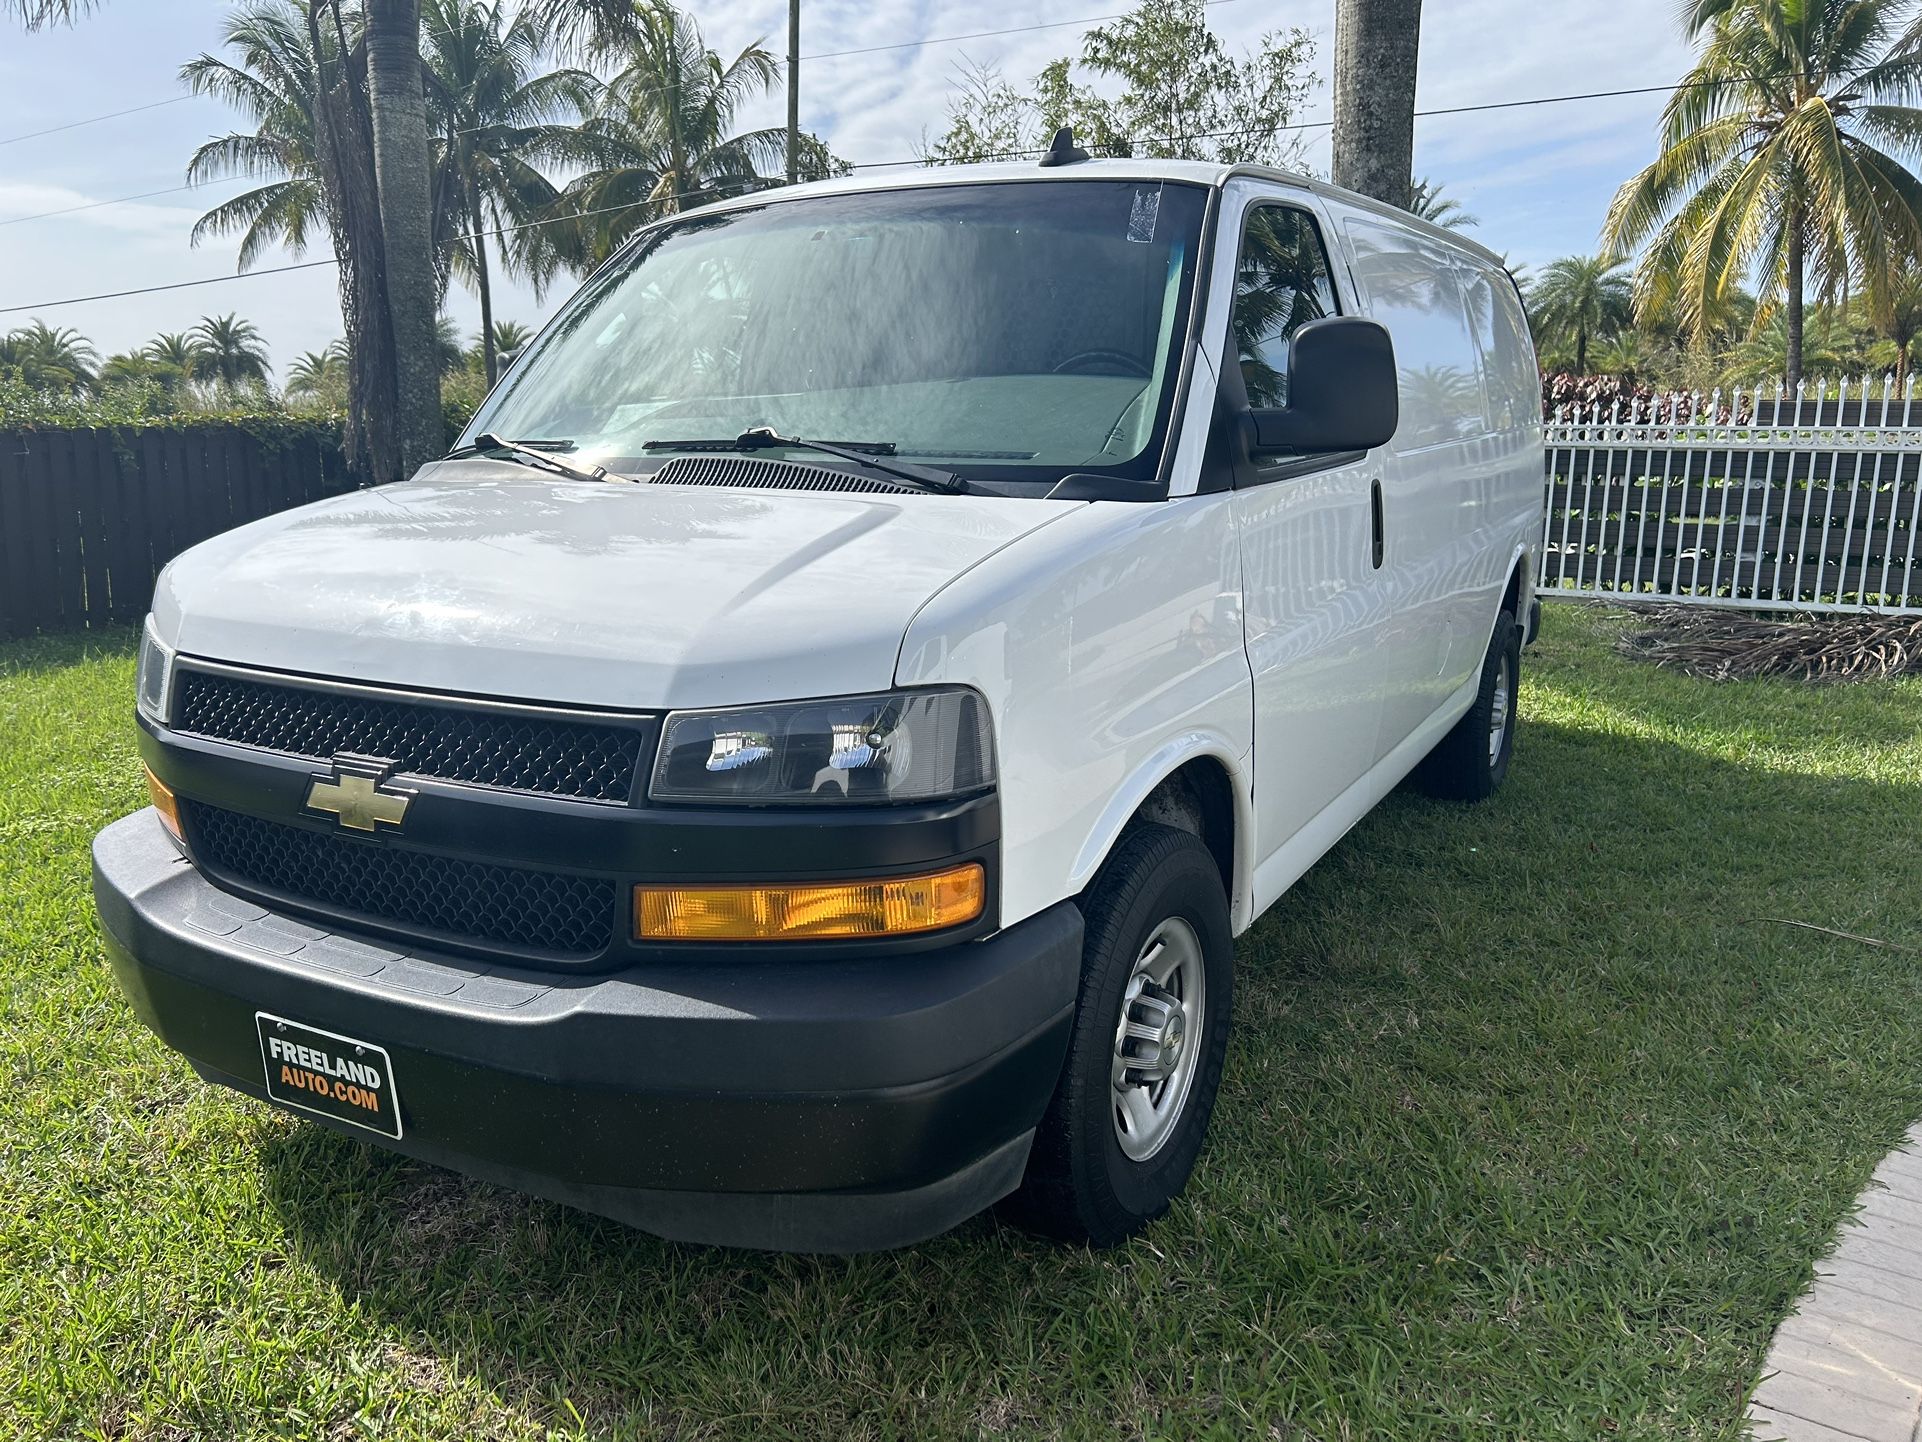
[136,617,174,723]
[650,688,995,805]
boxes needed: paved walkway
[1750,1124,1922,1442]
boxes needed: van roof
[694,157,1513,273]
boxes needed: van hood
[153,461,1081,711]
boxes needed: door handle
[1369,479,1385,570]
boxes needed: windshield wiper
[458,433,615,484]
[643,427,968,495]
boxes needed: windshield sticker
[1127,188,1161,244]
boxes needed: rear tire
[1414,607,1520,802]
[1003,824,1232,1247]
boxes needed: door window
[1231,205,1340,408]
[1343,219,1486,449]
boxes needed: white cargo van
[96,147,1543,1252]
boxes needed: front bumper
[94,810,1082,1252]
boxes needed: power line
[0,185,776,317]
[0,94,194,148]
[0,257,341,316]
[23,61,1797,227]
[0,68,1827,315]
[0,181,234,228]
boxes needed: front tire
[1414,607,1520,801]
[1004,824,1233,1247]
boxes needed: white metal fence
[1541,377,1922,614]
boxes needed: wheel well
[1500,563,1523,619]
[1125,758,1236,902]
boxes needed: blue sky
[0,0,1698,381]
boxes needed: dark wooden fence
[0,424,352,641]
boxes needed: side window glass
[1477,268,1541,434]
[1344,220,1483,449]
[1232,205,1339,408]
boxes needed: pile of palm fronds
[1615,606,1922,682]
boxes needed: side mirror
[1247,316,1399,453]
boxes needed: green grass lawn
[3,605,1920,1441]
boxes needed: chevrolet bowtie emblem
[305,756,414,833]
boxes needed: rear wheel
[1004,824,1232,1247]
[1414,607,1520,801]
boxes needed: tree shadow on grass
[254,709,1922,1439]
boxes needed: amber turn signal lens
[635,864,985,942]
[144,765,183,842]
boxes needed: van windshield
[462,180,1209,492]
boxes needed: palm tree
[1604,0,1922,389]
[488,319,534,356]
[97,352,161,387]
[1720,313,1846,386]
[191,313,271,388]
[1591,331,1655,384]
[182,3,336,273]
[4,0,94,28]
[365,0,445,474]
[0,322,98,393]
[146,333,206,379]
[521,0,650,62]
[182,0,468,479]
[1332,0,1422,206]
[286,341,348,401]
[422,0,591,385]
[1409,177,1478,230]
[99,342,190,398]
[548,3,784,266]
[1529,256,1633,376]
[1872,265,1922,386]
[434,314,470,376]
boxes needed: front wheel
[1414,607,1520,801]
[1003,824,1233,1247]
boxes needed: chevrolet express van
[95,149,1544,1252]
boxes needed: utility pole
[1331,0,1422,210]
[786,0,800,184]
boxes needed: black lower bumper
[94,810,1082,1252]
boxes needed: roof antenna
[1038,126,1091,167]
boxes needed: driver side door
[1222,192,1392,906]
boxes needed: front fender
[1066,735,1256,931]
[896,497,1252,932]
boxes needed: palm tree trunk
[1785,206,1806,395]
[785,0,799,184]
[307,0,398,482]
[1332,0,1422,208]
[1576,325,1588,377]
[471,179,497,388]
[366,0,444,477]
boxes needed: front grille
[173,668,646,802]
[188,803,615,958]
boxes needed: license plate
[256,1013,403,1139]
